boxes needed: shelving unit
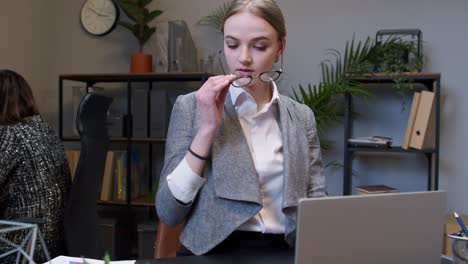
[343,72,441,195]
[58,72,210,258]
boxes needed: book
[348,136,392,148]
[114,151,127,201]
[65,150,81,181]
[130,147,148,199]
[402,92,421,149]
[100,151,115,201]
[409,91,435,150]
[355,185,400,195]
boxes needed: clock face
[80,0,119,36]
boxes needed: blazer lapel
[278,98,308,210]
[211,93,262,205]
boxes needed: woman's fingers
[197,75,236,105]
[216,83,230,108]
[195,75,237,131]
[206,75,236,93]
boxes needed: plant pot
[131,53,153,73]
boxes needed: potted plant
[115,0,163,73]
[292,35,425,149]
[368,37,424,108]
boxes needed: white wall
[1,0,467,212]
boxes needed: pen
[454,211,468,237]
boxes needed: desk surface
[48,253,453,264]
[135,253,454,264]
[135,251,295,264]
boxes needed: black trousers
[177,231,293,256]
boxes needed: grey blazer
[156,91,326,255]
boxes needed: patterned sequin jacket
[0,115,71,262]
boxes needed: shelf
[59,72,211,84]
[343,72,440,195]
[97,196,155,207]
[60,72,208,259]
[62,136,166,142]
[130,195,155,207]
[347,146,435,154]
[97,199,128,206]
[348,72,441,88]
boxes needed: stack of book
[402,90,435,150]
[355,185,400,195]
[65,149,154,203]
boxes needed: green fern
[292,33,424,151]
[292,36,373,149]
[197,1,233,32]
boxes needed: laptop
[295,191,446,264]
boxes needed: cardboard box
[444,214,468,256]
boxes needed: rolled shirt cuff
[166,157,206,203]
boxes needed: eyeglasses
[218,50,283,88]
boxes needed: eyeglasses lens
[233,77,252,87]
[259,71,281,82]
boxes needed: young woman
[156,0,326,256]
[0,69,71,262]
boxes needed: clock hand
[87,5,111,17]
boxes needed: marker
[454,211,468,237]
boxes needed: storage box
[444,214,468,256]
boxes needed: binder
[402,92,421,149]
[150,89,167,138]
[409,91,435,150]
[132,88,148,138]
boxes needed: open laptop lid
[295,191,446,264]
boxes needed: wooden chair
[153,222,184,258]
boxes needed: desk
[48,253,452,264]
[135,251,295,264]
[135,253,454,264]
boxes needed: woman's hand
[195,75,237,134]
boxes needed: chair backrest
[64,93,113,259]
[154,222,184,258]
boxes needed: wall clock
[80,0,119,36]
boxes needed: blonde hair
[223,0,286,40]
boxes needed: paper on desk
[43,255,136,264]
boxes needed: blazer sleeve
[0,129,20,187]
[304,107,327,197]
[156,94,197,226]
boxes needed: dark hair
[0,69,39,125]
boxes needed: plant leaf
[144,10,163,24]
[197,1,232,32]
